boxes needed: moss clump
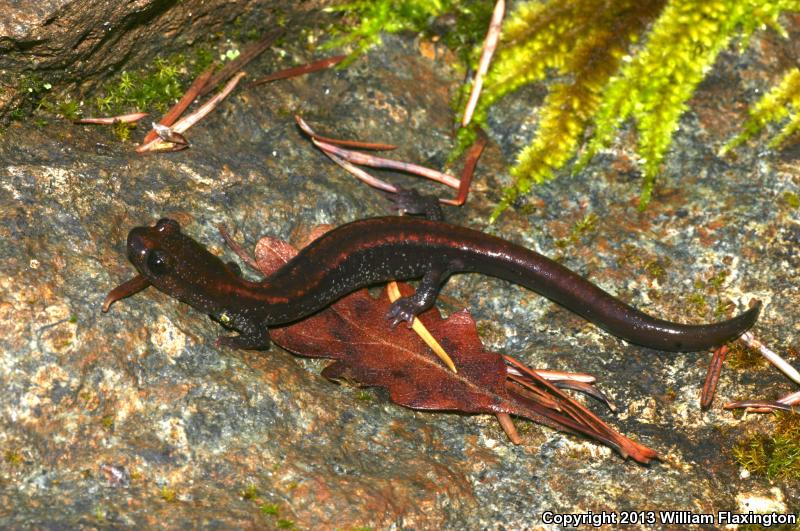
[91,46,217,117]
[241,484,259,500]
[159,485,177,502]
[259,502,294,529]
[733,412,800,480]
[4,450,23,466]
[482,0,666,219]
[259,503,279,516]
[37,97,81,121]
[333,0,800,218]
[325,0,491,64]
[688,268,740,318]
[554,212,599,250]
[355,389,373,401]
[783,191,800,209]
[94,56,185,115]
[578,0,797,210]
[726,340,767,370]
[9,73,54,120]
[722,67,800,154]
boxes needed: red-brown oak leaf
[231,231,657,464]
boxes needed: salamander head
[124,218,236,313]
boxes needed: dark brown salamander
[104,216,760,352]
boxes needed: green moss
[713,299,735,318]
[783,191,800,209]
[336,1,800,218]
[485,0,667,219]
[355,389,373,401]
[722,67,800,154]
[241,484,259,500]
[554,212,599,250]
[258,503,278,516]
[112,120,137,142]
[726,341,766,370]
[8,73,54,121]
[37,97,81,120]
[160,485,177,502]
[687,293,708,316]
[94,56,185,115]
[688,268,739,318]
[4,450,23,466]
[260,503,280,516]
[101,415,115,430]
[733,412,800,480]
[277,519,296,529]
[581,0,797,210]
[93,505,107,522]
[644,260,669,282]
[325,0,491,65]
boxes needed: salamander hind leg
[386,262,458,327]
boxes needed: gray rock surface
[0,12,798,530]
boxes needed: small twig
[151,123,189,145]
[171,72,247,134]
[724,387,800,414]
[137,72,246,153]
[504,355,606,433]
[551,380,617,412]
[322,152,400,194]
[701,344,728,409]
[507,374,562,410]
[250,55,347,87]
[312,139,461,188]
[386,282,457,373]
[199,28,284,98]
[217,225,263,274]
[302,117,482,206]
[142,66,215,145]
[513,368,595,383]
[295,116,397,151]
[724,400,798,413]
[495,412,521,444]
[461,0,505,127]
[74,112,148,125]
[778,390,800,405]
[739,331,800,386]
[441,131,487,206]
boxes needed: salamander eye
[155,218,180,233]
[146,250,169,276]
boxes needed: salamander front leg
[386,263,458,327]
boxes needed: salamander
[104,214,760,352]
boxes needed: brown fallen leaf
[226,231,658,464]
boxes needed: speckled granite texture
[0,12,798,530]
